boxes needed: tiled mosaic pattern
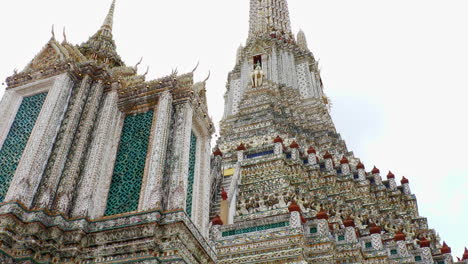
[222,222,289,237]
[105,110,153,216]
[0,93,47,202]
[185,131,197,217]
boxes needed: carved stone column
[167,102,193,211]
[6,74,74,208]
[0,91,22,150]
[71,90,120,218]
[52,80,104,215]
[33,76,91,209]
[141,91,173,211]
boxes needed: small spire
[372,166,380,174]
[323,151,333,159]
[357,162,365,170]
[307,146,316,154]
[80,0,123,67]
[297,29,309,51]
[102,0,116,32]
[340,156,349,164]
[62,27,67,43]
[441,242,451,254]
[51,24,55,40]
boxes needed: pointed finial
[102,0,116,31]
[134,57,143,71]
[203,71,211,83]
[63,27,67,43]
[191,61,200,73]
[143,66,150,77]
[51,24,55,40]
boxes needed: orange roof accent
[290,141,300,149]
[419,237,430,248]
[307,146,317,154]
[212,215,223,225]
[316,210,329,220]
[273,136,283,143]
[357,162,365,169]
[369,223,382,235]
[372,166,380,174]
[237,143,246,151]
[221,188,228,201]
[462,247,468,260]
[288,201,301,212]
[340,156,349,164]
[394,231,406,241]
[441,242,452,254]
[323,151,332,159]
[343,218,355,227]
[213,148,223,157]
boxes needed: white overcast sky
[0,0,467,256]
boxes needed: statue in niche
[251,62,265,88]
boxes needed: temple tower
[209,1,461,263]
[0,1,216,263]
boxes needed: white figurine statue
[251,63,265,88]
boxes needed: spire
[297,30,309,51]
[80,0,123,67]
[249,0,292,40]
[102,0,116,33]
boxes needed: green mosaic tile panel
[105,110,153,216]
[185,131,197,217]
[0,93,47,202]
[222,222,289,237]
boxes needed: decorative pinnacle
[249,0,292,39]
[102,0,116,31]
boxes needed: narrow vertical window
[0,93,47,202]
[253,55,262,69]
[105,110,153,216]
[185,131,197,217]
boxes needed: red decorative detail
[340,156,349,164]
[316,210,329,220]
[372,166,380,174]
[300,214,307,224]
[343,218,355,227]
[323,151,332,159]
[288,201,301,212]
[441,242,452,254]
[273,136,283,143]
[221,188,228,201]
[290,141,300,149]
[369,223,382,235]
[401,176,409,184]
[307,146,317,154]
[387,171,395,179]
[462,247,468,260]
[212,215,223,226]
[357,162,365,170]
[237,143,246,151]
[328,223,334,230]
[419,237,430,248]
[213,148,223,157]
[394,231,406,241]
